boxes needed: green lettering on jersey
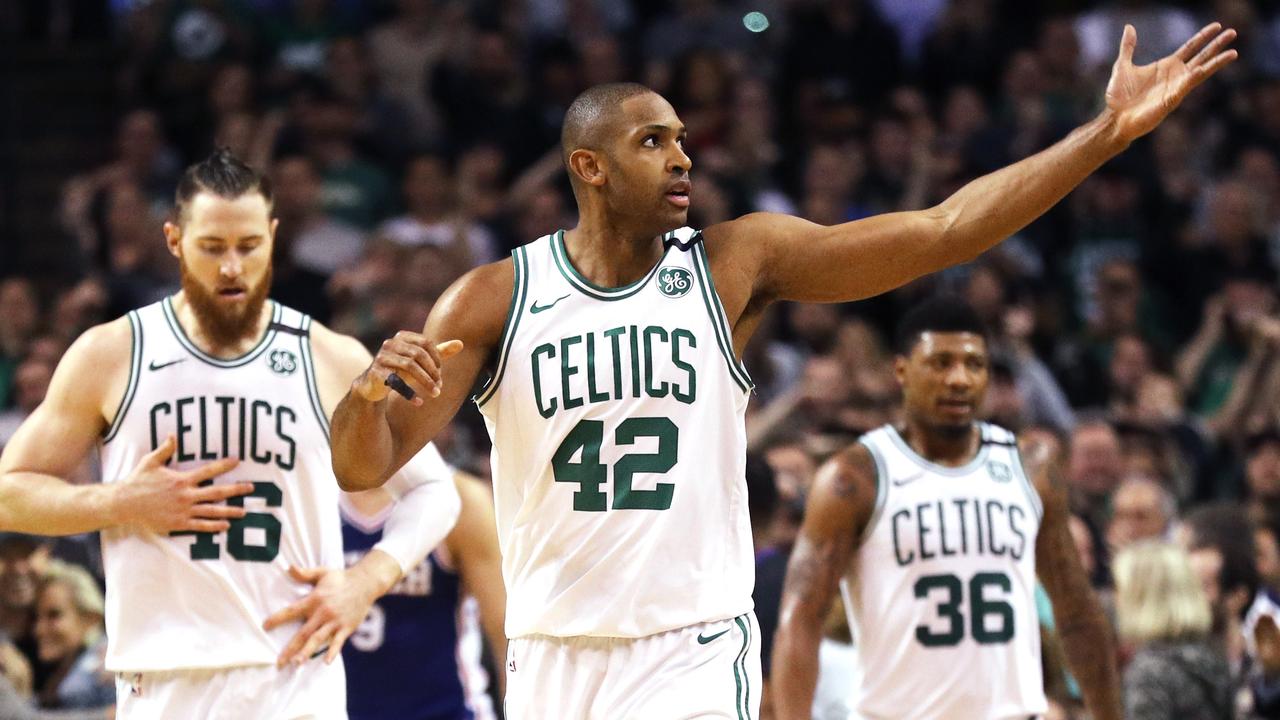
[560,335,584,410]
[585,333,609,404]
[531,343,557,418]
[642,326,669,398]
[671,329,697,403]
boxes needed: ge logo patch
[268,349,298,376]
[987,460,1012,483]
[657,267,693,298]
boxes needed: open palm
[1104,22,1237,143]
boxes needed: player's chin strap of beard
[385,372,416,401]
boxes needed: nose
[945,362,973,389]
[220,256,243,279]
[669,143,692,175]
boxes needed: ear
[893,355,908,387]
[162,221,183,259]
[568,149,606,188]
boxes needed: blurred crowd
[5,0,1280,716]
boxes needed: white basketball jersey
[98,298,340,672]
[848,423,1047,720]
[477,228,755,638]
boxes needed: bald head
[561,82,656,167]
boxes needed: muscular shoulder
[818,442,880,501]
[58,316,134,396]
[1017,434,1065,504]
[307,320,373,381]
[426,257,515,352]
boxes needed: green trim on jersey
[732,614,753,720]
[691,240,753,393]
[1010,444,1045,520]
[161,296,281,367]
[550,229,665,301]
[858,437,890,544]
[299,315,330,443]
[885,423,992,477]
[475,246,529,406]
[103,311,143,443]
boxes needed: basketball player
[771,299,1119,719]
[341,470,505,720]
[330,24,1233,718]
[0,150,460,719]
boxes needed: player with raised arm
[331,24,1232,719]
[771,298,1120,719]
[0,150,460,719]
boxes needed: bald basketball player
[330,23,1236,720]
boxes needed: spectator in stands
[1107,475,1176,553]
[1114,541,1234,720]
[1067,419,1125,539]
[0,280,39,410]
[32,564,111,710]
[0,535,50,689]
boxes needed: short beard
[179,261,271,348]
[928,419,974,441]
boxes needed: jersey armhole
[858,437,890,544]
[1010,444,1045,521]
[103,311,142,444]
[298,314,331,443]
[690,237,753,393]
[475,246,529,407]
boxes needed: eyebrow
[195,235,264,242]
[637,124,687,135]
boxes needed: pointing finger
[436,340,464,359]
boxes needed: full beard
[179,261,272,348]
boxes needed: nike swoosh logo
[697,629,730,645]
[892,472,926,487]
[148,358,187,371]
[530,295,570,314]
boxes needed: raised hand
[351,332,464,406]
[112,435,250,533]
[1105,22,1237,143]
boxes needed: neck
[171,291,272,359]
[899,419,979,468]
[562,213,667,288]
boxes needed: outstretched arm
[772,444,877,720]
[707,23,1236,309]
[330,260,512,490]
[1025,438,1123,720]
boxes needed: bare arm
[448,472,507,692]
[1025,438,1123,720]
[0,320,247,535]
[704,24,1235,318]
[330,260,512,490]
[772,444,877,720]
[267,324,463,666]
